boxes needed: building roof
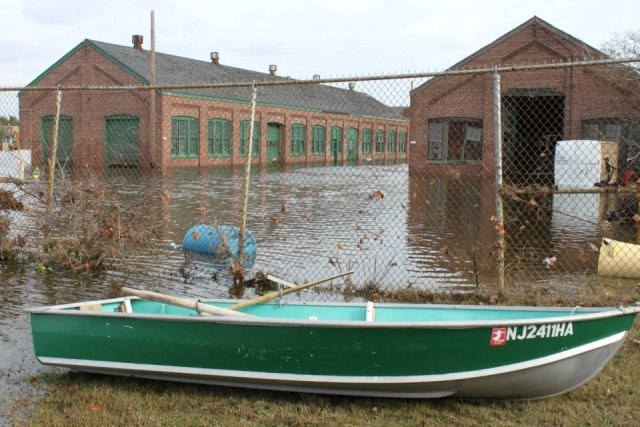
[28,39,407,121]
[411,16,607,95]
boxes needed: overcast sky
[2,0,639,87]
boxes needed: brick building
[408,16,640,183]
[20,37,408,170]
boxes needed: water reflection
[406,172,496,288]
[12,164,638,297]
[162,163,415,291]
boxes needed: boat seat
[365,302,376,322]
[116,299,133,313]
[78,303,102,312]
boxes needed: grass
[11,281,640,426]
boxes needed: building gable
[500,39,568,65]
[412,16,605,96]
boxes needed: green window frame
[362,128,372,154]
[388,130,397,153]
[171,116,199,158]
[399,131,407,153]
[208,118,231,158]
[290,123,306,156]
[375,129,385,153]
[41,115,74,167]
[104,114,140,166]
[240,120,260,157]
[331,126,343,155]
[311,125,326,155]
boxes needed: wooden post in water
[45,88,62,241]
[236,83,258,281]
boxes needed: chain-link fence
[1,57,639,301]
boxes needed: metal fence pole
[150,10,157,171]
[493,69,505,293]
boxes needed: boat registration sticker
[491,323,574,346]
[490,327,507,346]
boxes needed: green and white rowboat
[26,295,640,400]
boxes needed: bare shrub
[29,169,167,272]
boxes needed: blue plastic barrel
[182,224,256,269]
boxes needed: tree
[601,30,640,65]
[597,32,640,176]
[595,31,640,108]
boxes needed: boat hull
[27,299,638,400]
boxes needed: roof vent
[312,74,321,80]
[269,64,277,76]
[348,82,356,91]
[132,35,144,50]
[210,52,220,65]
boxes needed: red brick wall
[21,43,408,170]
[408,21,640,176]
[20,44,150,169]
[159,97,407,169]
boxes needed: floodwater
[1,162,637,422]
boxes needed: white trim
[365,301,375,322]
[26,298,640,329]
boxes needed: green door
[267,123,280,165]
[105,115,140,166]
[331,127,343,165]
[347,128,358,161]
[41,115,73,168]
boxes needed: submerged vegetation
[0,170,166,272]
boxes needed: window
[399,131,407,153]
[331,126,343,156]
[240,120,260,157]
[172,117,199,158]
[582,119,623,143]
[362,128,372,154]
[311,125,326,155]
[375,129,385,153]
[208,119,231,158]
[290,124,306,156]
[427,119,482,163]
[388,130,396,153]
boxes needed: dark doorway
[105,115,140,167]
[502,90,564,186]
[267,123,281,165]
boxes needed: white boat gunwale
[24,297,640,329]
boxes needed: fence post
[493,68,505,293]
[47,88,62,210]
[236,83,258,280]
[150,10,157,171]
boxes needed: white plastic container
[0,149,32,180]
[551,140,617,243]
[554,140,617,189]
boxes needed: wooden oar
[122,270,353,317]
[266,274,297,289]
[227,270,354,311]
[121,287,254,317]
